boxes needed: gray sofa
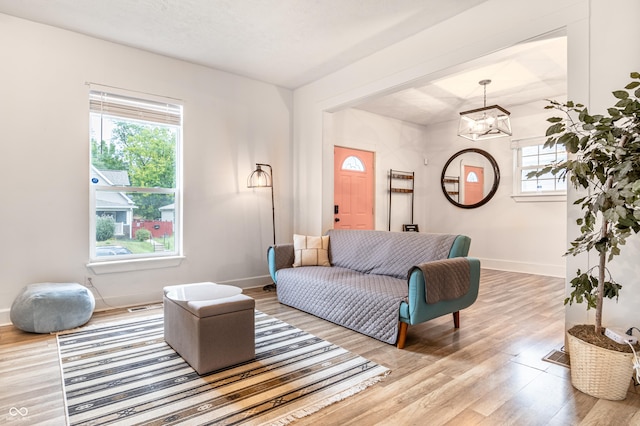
[267,229,481,348]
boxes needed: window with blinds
[88,87,182,261]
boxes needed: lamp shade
[247,164,272,188]
[458,105,512,141]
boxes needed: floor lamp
[247,163,276,291]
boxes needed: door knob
[335,218,340,222]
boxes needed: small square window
[512,138,567,201]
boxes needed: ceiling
[0,0,566,126]
[0,0,488,89]
[355,34,567,126]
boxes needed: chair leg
[397,322,408,349]
[453,311,460,328]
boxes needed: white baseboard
[0,309,9,328]
[479,258,565,278]
[0,275,274,327]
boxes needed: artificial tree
[536,71,640,339]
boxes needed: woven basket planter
[567,332,634,400]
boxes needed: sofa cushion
[276,266,407,344]
[293,234,330,267]
[327,229,457,279]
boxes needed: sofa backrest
[326,229,468,279]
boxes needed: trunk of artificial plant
[596,225,607,335]
[594,133,627,335]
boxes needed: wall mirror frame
[441,148,500,209]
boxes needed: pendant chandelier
[458,79,512,141]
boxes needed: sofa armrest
[402,257,480,325]
[267,244,294,283]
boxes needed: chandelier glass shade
[458,80,512,141]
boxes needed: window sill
[511,193,567,203]
[87,255,185,274]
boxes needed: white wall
[425,101,566,277]
[564,0,640,331]
[0,14,293,324]
[329,102,566,277]
[325,109,430,232]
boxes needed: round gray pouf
[10,283,95,333]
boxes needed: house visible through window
[89,88,182,261]
[512,138,567,199]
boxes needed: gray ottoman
[163,282,255,375]
[10,283,95,333]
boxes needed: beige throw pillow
[293,234,330,267]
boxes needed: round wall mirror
[441,148,500,209]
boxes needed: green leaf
[557,133,577,146]
[613,90,629,99]
[538,166,553,176]
[618,216,635,228]
[579,108,590,123]
[616,99,632,108]
[631,72,640,79]
[547,116,563,123]
[546,123,564,136]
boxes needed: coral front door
[464,165,484,205]
[334,147,374,229]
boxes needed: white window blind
[89,91,182,126]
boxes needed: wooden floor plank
[1,269,639,425]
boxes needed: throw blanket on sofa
[411,257,471,304]
[328,229,457,279]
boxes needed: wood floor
[1,269,639,425]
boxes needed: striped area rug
[57,311,390,425]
